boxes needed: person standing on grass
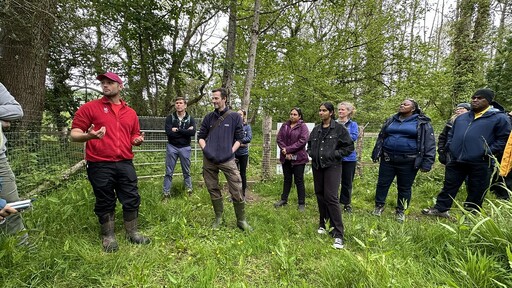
[197,88,251,231]
[274,107,309,211]
[498,112,512,200]
[336,102,359,213]
[423,89,511,217]
[437,103,471,165]
[70,72,150,253]
[308,102,354,249]
[371,99,436,222]
[162,97,196,199]
[234,109,252,199]
[0,82,28,244]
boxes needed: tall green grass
[1,164,511,287]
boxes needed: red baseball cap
[96,72,123,85]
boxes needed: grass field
[1,162,511,287]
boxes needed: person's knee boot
[99,212,118,253]
[211,198,224,229]
[123,210,150,245]
[233,201,252,232]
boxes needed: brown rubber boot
[99,212,118,253]
[123,211,150,245]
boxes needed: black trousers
[280,161,306,205]
[313,165,344,239]
[434,161,491,212]
[235,154,249,196]
[339,161,357,205]
[87,160,141,218]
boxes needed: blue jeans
[375,155,418,211]
[0,158,25,235]
[434,161,491,212]
[163,144,192,194]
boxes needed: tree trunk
[262,113,272,180]
[0,0,58,129]
[222,0,237,100]
[241,0,261,113]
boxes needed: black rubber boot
[123,211,150,245]
[211,198,224,229]
[99,212,118,253]
[233,201,252,232]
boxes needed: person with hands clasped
[274,107,309,211]
[162,97,196,198]
[371,99,436,222]
[70,72,150,253]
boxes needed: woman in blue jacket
[336,102,359,213]
[371,99,436,222]
[235,109,252,198]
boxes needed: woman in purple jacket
[274,107,310,211]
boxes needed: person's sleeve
[234,114,244,142]
[276,125,286,149]
[421,123,436,170]
[490,115,512,155]
[241,125,252,144]
[71,105,90,132]
[0,83,23,121]
[336,126,355,158]
[349,122,359,142]
[0,198,6,209]
[131,114,142,144]
[165,115,178,138]
[181,116,197,137]
[197,115,209,140]
[287,125,309,153]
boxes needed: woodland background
[1,0,512,131]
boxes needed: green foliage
[2,160,512,286]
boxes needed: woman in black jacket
[371,99,436,222]
[307,102,354,249]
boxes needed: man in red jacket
[70,72,150,252]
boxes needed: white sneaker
[333,238,344,249]
[317,227,327,234]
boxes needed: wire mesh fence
[5,117,412,197]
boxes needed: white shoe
[333,238,344,249]
[317,227,327,234]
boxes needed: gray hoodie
[0,83,24,159]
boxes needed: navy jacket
[447,109,511,163]
[372,113,436,171]
[197,107,244,164]
[165,111,196,148]
[307,120,354,169]
[235,124,252,156]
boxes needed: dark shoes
[421,207,450,218]
[274,200,287,208]
[396,209,405,223]
[343,204,352,213]
[372,205,385,216]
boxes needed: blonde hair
[338,101,356,118]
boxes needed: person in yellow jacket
[498,111,512,200]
